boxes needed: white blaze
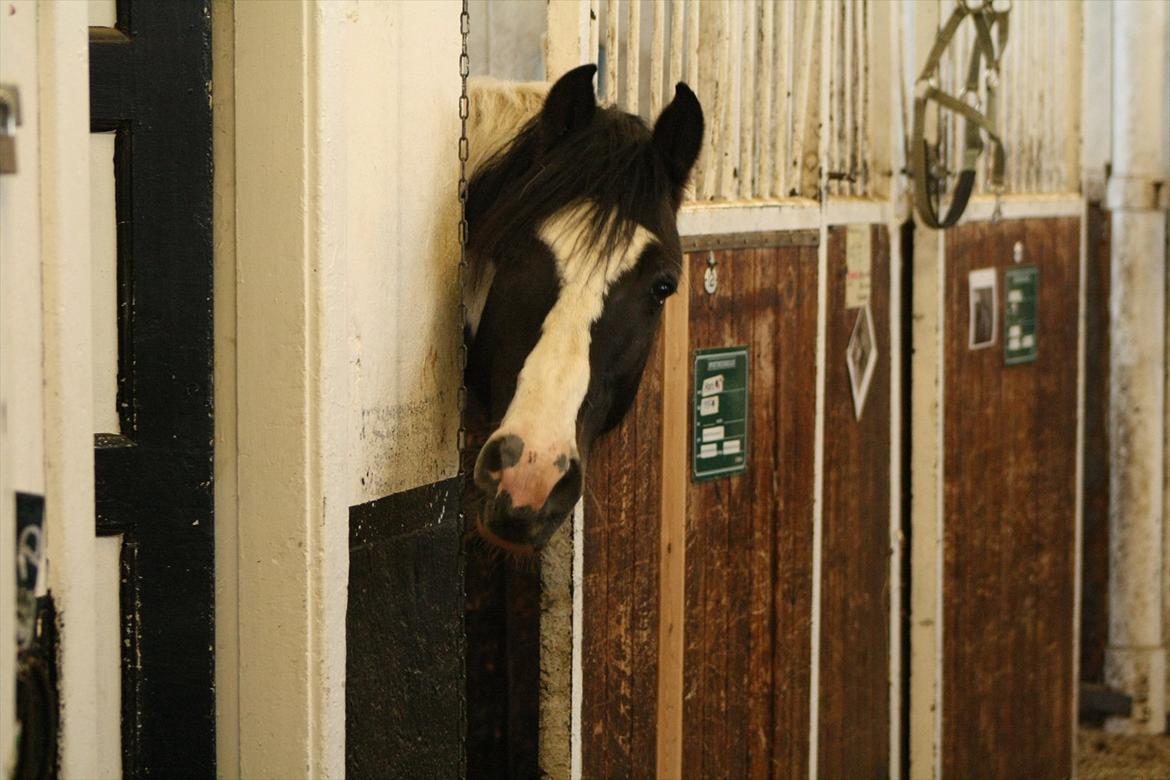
[492,204,653,503]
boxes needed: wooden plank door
[680,241,819,779]
[817,225,892,778]
[939,217,1080,777]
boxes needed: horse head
[465,64,703,553]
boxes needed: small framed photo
[846,302,878,420]
[968,267,997,350]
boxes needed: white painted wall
[0,1,102,774]
[223,1,462,775]
[37,2,102,774]
[0,3,41,769]
[345,0,463,504]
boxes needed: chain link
[457,2,470,776]
[457,0,471,457]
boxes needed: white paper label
[845,225,873,309]
[701,374,724,396]
[699,395,719,416]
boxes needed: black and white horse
[465,64,703,553]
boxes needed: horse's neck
[467,77,548,176]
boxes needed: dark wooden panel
[347,478,465,778]
[463,405,540,779]
[682,245,818,779]
[818,226,891,779]
[1081,205,1110,686]
[942,218,1079,778]
[581,328,664,779]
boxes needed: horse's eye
[651,278,677,303]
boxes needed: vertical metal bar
[669,0,684,90]
[686,0,699,89]
[827,0,839,196]
[701,0,727,198]
[1010,0,1020,191]
[774,0,793,197]
[857,0,869,195]
[606,0,620,105]
[1050,0,1059,191]
[626,0,640,113]
[759,0,775,198]
[719,0,737,200]
[790,0,819,197]
[1026,0,1038,192]
[589,0,600,67]
[739,0,757,199]
[843,0,854,196]
[651,0,666,118]
[688,0,704,197]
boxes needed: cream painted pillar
[227,1,463,775]
[907,0,945,776]
[232,3,349,776]
[1106,0,1169,737]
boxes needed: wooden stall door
[817,225,892,778]
[681,242,818,779]
[582,241,819,778]
[580,326,665,779]
[942,217,1079,778]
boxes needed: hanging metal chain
[457,1,471,455]
[456,3,470,777]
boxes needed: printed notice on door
[845,225,873,309]
[692,346,749,481]
[1004,266,1038,365]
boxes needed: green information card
[692,346,749,481]
[1005,266,1039,365]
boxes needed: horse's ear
[653,83,704,197]
[540,64,598,146]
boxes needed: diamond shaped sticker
[846,302,878,421]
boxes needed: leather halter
[911,0,1011,229]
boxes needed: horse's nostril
[475,434,525,488]
[543,457,582,518]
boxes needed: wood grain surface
[582,328,665,779]
[1081,205,1110,687]
[942,217,1079,778]
[681,245,818,779]
[817,225,892,779]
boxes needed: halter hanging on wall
[911,0,1011,229]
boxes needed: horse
[464,64,703,554]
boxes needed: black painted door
[89,2,215,776]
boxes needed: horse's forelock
[467,104,680,285]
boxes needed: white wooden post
[1105,0,1169,737]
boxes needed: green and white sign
[1005,266,1039,365]
[692,346,748,481]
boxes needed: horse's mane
[466,82,678,287]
